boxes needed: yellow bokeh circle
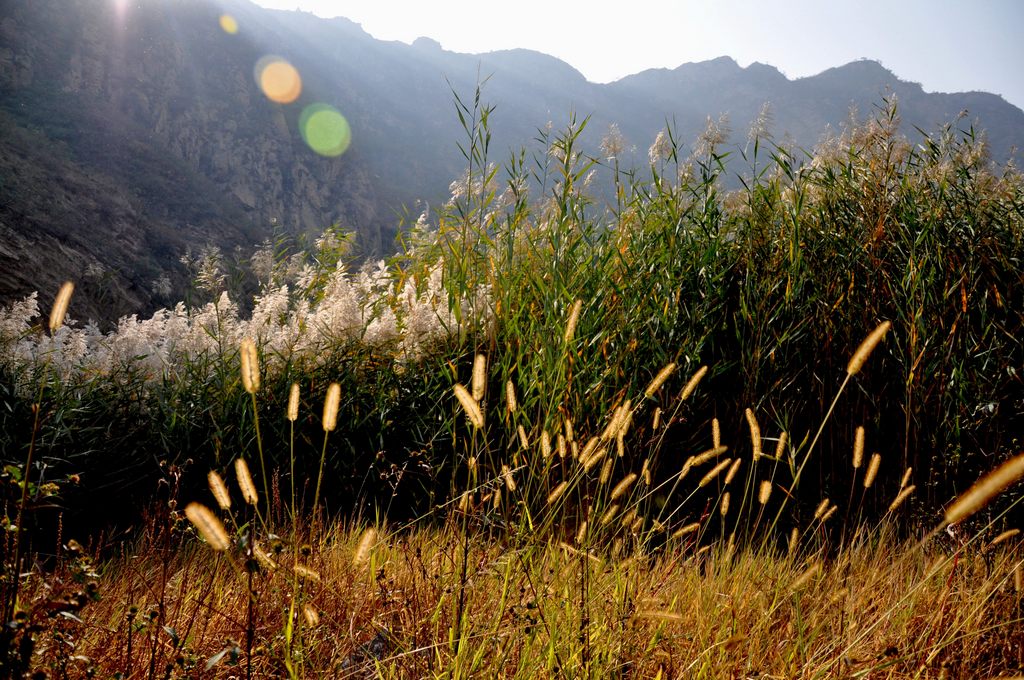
[300,104,352,157]
[219,14,238,35]
[254,56,302,104]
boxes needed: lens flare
[219,14,238,34]
[300,103,351,157]
[254,56,302,104]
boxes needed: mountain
[2,0,1022,323]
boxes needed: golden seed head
[184,502,230,551]
[602,400,632,441]
[353,527,377,569]
[580,436,599,462]
[820,505,838,523]
[546,481,569,506]
[616,431,625,459]
[699,458,732,488]
[813,498,831,521]
[652,407,662,430]
[774,431,788,460]
[541,430,552,458]
[207,471,231,511]
[582,445,607,472]
[234,458,259,506]
[610,473,638,501]
[49,281,74,334]
[599,456,614,485]
[286,382,300,422]
[293,564,322,582]
[672,522,700,539]
[493,487,502,510]
[788,527,800,555]
[944,452,1024,526]
[563,416,574,443]
[452,383,484,429]
[564,298,582,344]
[505,380,517,413]
[888,485,916,513]
[557,433,567,459]
[679,365,709,402]
[644,362,677,398]
[720,491,731,516]
[575,520,588,544]
[502,464,517,492]
[471,354,487,401]
[847,320,891,376]
[724,458,743,485]
[744,408,761,458]
[990,528,1020,547]
[863,453,882,489]
[711,417,721,449]
[517,425,529,450]
[322,382,341,432]
[690,446,729,468]
[252,542,278,571]
[303,604,320,627]
[239,338,260,394]
[852,426,865,469]
[792,562,821,591]
[600,504,620,526]
[900,467,913,489]
[758,480,772,505]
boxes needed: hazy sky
[250,0,1024,111]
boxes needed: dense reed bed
[2,96,1023,677]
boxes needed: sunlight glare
[299,103,351,157]
[254,56,302,104]
[219,14,239,34]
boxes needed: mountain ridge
[1,0,1022,323]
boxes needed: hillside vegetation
[1,99,1023,677]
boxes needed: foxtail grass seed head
[720,492,731,517]
[557,433,567,459]
[744,408,762,458]
[616,432,625,459]
[990,528,1020,547]
[888,485,915,512]
[502,464,517,492]
[303,604,320,627]
[852,426,865,469]
[239,338,260,393]
[652,407,662,430]
[944,452,1024,526]
[471,354,486,401]
[235,457,258,506]
[789,527,800,555]
[611,473,638,501]
[564,416,574,443]
[49,281,74,334]
[602,401,632,440]
[582,445,607,472]
[792,562,821,591]
[576,520,588,544]
[900,467,913,489]
[458,491,472,512]
[863,453,882,489]
[775,431,788,460]
[517,425,529,450]
[699,458,732,488]
[453,383,484,429]
[712,417,721,449]
[184,503,230,551]
[293,564,322,582]
[505,380,517,413]
[541,430,552,459]
[672,522,700,539]
[546,481,569,506]
[253,542,278,571]
[691,446,729,468]
[287,382,300,422]
[820,505,838,523]
[600,456,614,485]
[758,480,772,505]
[680,365,709,401]
[353,527,377,569]
[322,382,341,432]
[580,436,599,462]
[492,487,502,510]
[208,471,231,510]
[564,298,582,344]
[724,458,743,485]
[813,498,831,521]
[847,320,891,376]
[645,362,677,398]
[600,504,621,526]
[641,457,652,485]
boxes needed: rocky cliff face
[2,0,1022,323]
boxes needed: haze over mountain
[2,0,1022,322]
